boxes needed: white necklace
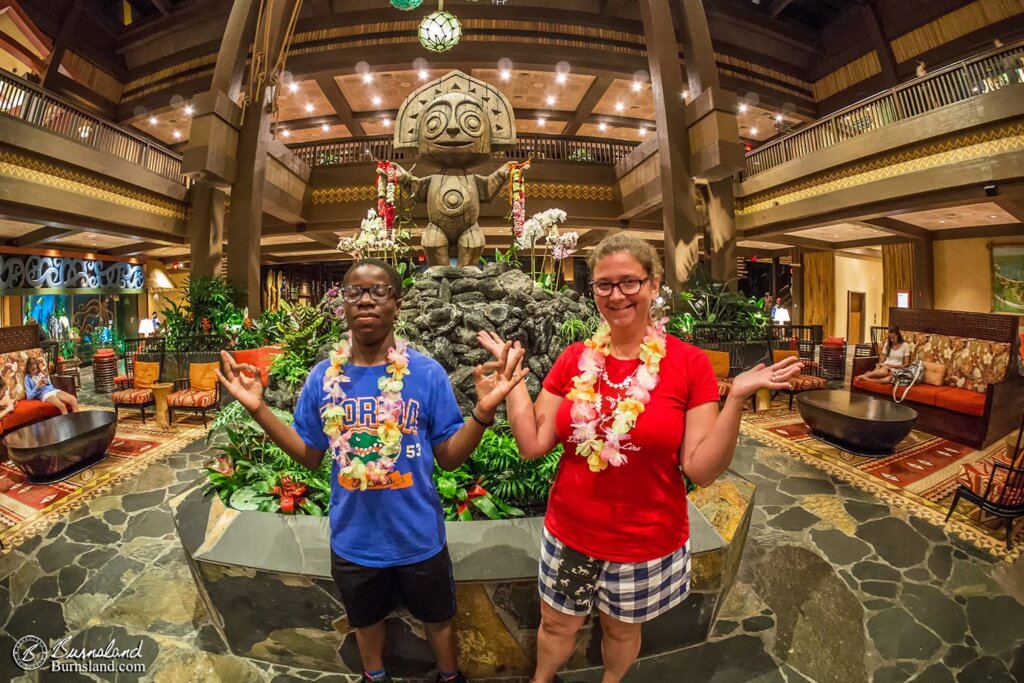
[601,369,633,390]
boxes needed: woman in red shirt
[479,234,802,683]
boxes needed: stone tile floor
[1,370,1023,682]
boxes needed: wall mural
[0,254,143,291]
[992,244,1024,313]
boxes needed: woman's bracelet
[470,409,495,427]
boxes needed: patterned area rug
[0,409,206,552]
[741,404,1023,562]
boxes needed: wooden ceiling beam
[563,76,615,136]
[858,217,932,240]
[103,241,165,256]
[148,0,172,16]
[261,241,331,255]
[768,0,798,19]
[315,75,366,137]
[15,227,74,247]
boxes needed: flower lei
[322,333,410,490]
[376,161,397,239]
[508,160,530,238]
[567,318,668,472]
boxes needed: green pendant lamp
[418,0,462,53]
[390,0,423,10]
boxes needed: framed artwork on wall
[895,290,911,308]
[992,244,1024,313]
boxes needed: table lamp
[138,318,155,338]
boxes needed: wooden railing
[745,40,1024,177]
[0,69,188,185]
[288,134,639,168]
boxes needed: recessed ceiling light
[639,127,647,136]
[172,130,181,139]
[738,104,748,113]
[304,103,314,113]
[546,95,556,106]
[321,123,329,132]
[939,219,946,223]
[775,114,783,122]
[598,122,607,131]
[383,118,392,127]
[615,101,624,112]
[750,127,759,135]
[372,95,382,106]
[281,129,290,137]
[537,117,546,126]
[418,69,429,81]
[632,81,642,92]
[362,73,373,84]
[184,105,194,115]
[989,215,998,219]
[288,82,299,93]
[556,73,567,85]
[148,116,157,125]
[682,90,689,99]
[499,70,511,81]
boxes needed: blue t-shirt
[293,348,464,567]
[25,374,55,400]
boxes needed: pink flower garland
[376,161,397,239]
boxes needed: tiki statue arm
[475,162,512,203]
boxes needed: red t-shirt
[541,335,720,562]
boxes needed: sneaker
[435,672,468,683]
[361,672,393,683]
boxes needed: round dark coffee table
[3,411,117,484]
[797,390,918,457]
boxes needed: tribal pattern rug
[741,405,1022,561]
[0,409,206,551]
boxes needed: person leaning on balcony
[477,234,803,683]
[856,325,910,383]
[216,258,527,683]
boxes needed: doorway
[848,291,866,344]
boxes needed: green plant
[234,308,286,350]
[268,302,337,391]
[559,312,603,344]
[162,276,245,351]
[568,148,593,162]
[667,265,770,340]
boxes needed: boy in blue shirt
[218,259,527,683]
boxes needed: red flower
[270,475,308,514]
[201,318,211,333]
[206,455,234,477]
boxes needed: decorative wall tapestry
[992,244,1024,313]
[0,255,143,292]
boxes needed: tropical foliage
[666,265,770,340]
[161,276,242,350]
[268,302,339,392]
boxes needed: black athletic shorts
[330,545,457,628]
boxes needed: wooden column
[187,181,227,279]
[790,248,803,325]
[707,178,736,288]
[913,237,934,310]
[677,0,720,94]
[861,2,899,88]
[640,0,700,290]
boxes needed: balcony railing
[288,133,639,168]
[745,40,1024,177]
[0,69,187,185]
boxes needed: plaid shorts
[538,527,691,624]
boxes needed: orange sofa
[852,309,1023,449]
[0,325,76,459]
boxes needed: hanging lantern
[390,0,423,9]
[419,1,461,53]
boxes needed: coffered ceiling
[893,202,1021,230]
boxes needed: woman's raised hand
[473,339,529,416]
[477,330,513,360]
[729,355,804,399]
[215,350,265,413]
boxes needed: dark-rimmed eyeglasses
[590,277,649,297]
[343,284,395,303]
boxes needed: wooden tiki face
[418,93,490,164]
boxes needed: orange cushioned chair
[112,360,161,423]
[167,360,221,427]
[773,349,827,410]
[704,349,733,400]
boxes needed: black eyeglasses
[590,277,649,297]
[343,284,395,303]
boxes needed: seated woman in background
[0,378,13,421]
[857,325,910,383]
[24,358,78,415]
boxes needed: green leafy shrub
[268,302,338,392]
[162,276,244,351]
[667,265,770,340]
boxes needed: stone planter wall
[171,473,755,680]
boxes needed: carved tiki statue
[391,71,517,267]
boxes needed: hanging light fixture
[419,0,461,52]
[390,0,423,9]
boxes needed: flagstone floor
[1,369,1023,682]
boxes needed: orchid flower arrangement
[337,210,412,265]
